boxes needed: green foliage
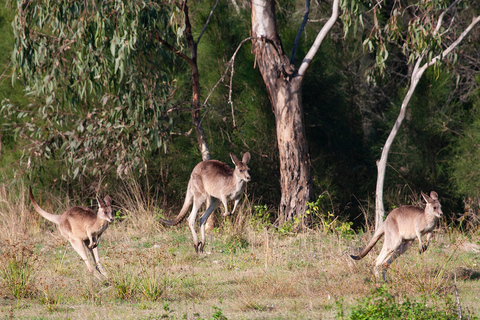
[111,263,140,300]
[359,0,467,77]
[251,204,271,230]
[337,285,478,320]
[222,234,249,254]
[139,265,166,302]
[195,306,228,320]
[0,0,478,224]
[3,0,182,179]
[277,214,304,235]
[450,115,480,197]
[307,194,353,236]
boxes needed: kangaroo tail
[160,186,193,226]
[29,186,61,225]
[350,225,385,260]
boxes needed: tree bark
[251,0,313,223]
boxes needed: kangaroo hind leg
[374,236,404,281]
[198,198,221,253]
[188,197,205,253]
[70,238,104,281]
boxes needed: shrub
[337,285,479,320]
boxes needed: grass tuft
[0,241,38,299]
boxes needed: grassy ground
[1,183,480,319]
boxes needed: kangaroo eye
[433,206,437,210]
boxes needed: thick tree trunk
[251,0,313,223]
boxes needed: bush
[337,285,479,320]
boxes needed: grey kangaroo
[351,191,442,281]
[29,186,113,280]
[161,152,251,253]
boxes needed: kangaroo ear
[104,195,112,206]
[96,196,104,207]
[421,192,432,203]
[242,152,251,164]
[230,153,239,165]
[429,191,438,200]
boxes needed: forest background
[1,0,480,233]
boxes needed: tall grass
[0,241,38,299]
[112,174,164,237]
[0,181,35,241]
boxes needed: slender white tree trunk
[375,15,480,229]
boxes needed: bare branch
[196,0,220,45]
[297,0,339,77]
[290,0,311,65]
[202,36,256,108]
[0,61,12,83]
[375,13,480,228]
[433,0,461,35]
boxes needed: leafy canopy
[2,0,190,179]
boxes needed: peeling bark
[251,0,313,223]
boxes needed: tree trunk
[374,14,480,230]
[375,59,422,230]
[182,0,215,232]
[251,0,313,223]
[183,0,211,162]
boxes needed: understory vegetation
[1,181,479,319]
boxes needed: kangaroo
[29,186,113,281]
[351,191,443,281]
[161,152,251,253]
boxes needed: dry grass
[1,181,480,319]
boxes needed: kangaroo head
[96,195,114,222]
[230,152,251,182]
[422,191,443,218]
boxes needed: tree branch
[426,15,480,69]
[154,32,192,66]
[297,0,339,77]
[374,12,480,229]
[290,0,311,65]
[202,36,256,108]
[196,0,220,45]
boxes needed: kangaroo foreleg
[416,230,425,253]
[86,229,98,249]
[89,236,99,249]
[420,232,432,253]
[90,246,109,279]
[220,196,230,217]
[230,198,240,216]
